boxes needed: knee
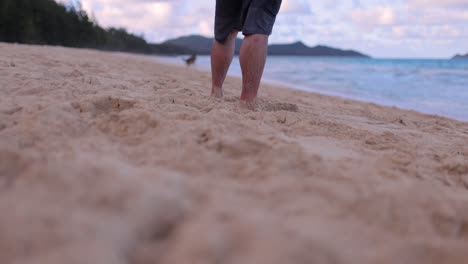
[244,34,268,44]
[215,31,239,45]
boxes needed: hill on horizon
[163,35,371,58]
[453,53,468,59]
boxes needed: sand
[1,43,468,264]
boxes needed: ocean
[154,55,468,121]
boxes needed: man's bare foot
[239,98,258,111]
[211,88,224,98]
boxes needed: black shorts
[215,0,282,42]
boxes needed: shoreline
[2,43,468,264]
[152,54,468,122]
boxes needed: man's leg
[211,31,238,98]
[239,34,269,109]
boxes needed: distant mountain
[163,35,243,54]
[149,43,194,55]
[453,53,468,59]
[268,41,369,57]
[162,35,370,57]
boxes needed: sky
[57,0,468,58]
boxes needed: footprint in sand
[175,88,195,96]
[223,96,238,102]
[73,96,136,116]
[223,96,298,112]
[260,101,298,112]
[254,98,299,112]
[209,138,271,158]
[440,156,468,177]
[0,106,23,115]
[65,69,84,78]
[96,110,159,138]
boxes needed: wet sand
[1,43,468,264]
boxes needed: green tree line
[0,0,191,54]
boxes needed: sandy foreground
[1,43,468,264]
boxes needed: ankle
[240,91,257,102]
[211,87,224,98]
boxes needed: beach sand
[1,43,468,264]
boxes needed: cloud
[350,6,396,31]
[409,0,468,9]
[281,0,312,14]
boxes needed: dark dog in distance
[184,54,197,66]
